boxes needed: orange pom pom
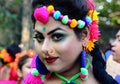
[70,19,78,28]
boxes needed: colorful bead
[80,68,88,80]
[81,50,86,68]
[70,19,78,28]
[86,16,92,25]
[62,15,69,24]
[47,5,54,14]
[53,11,61,20]
[31,68,39,76]
[77,20,85,29]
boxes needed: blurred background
[0,0,120,51]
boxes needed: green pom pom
[31,68,39,76]
[62,15,68,24]
[78,20,85,29]
[81,77,88,81]
[80,68,88,75]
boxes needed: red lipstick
[45,57,58,63]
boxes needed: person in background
[106,29,120,84]
[15,49,36,84]
[24,0,118,84]
[103,43,112,62]
[0,43,21,80]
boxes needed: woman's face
[34,17,88,72]
[111,30,120,63]
[21,58,32,78]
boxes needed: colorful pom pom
[85,16,92,25]
[24,73,43,84]
[61,15,69,24]
[78,20,85,29]
[47,5,54,14]
[70,19,78,28]
[34,6,49,23]
[31,68,39,76]
[80,68,88,80]
[53,11,61,20]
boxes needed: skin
[18,58,32,79]
[111,30,120,63]
[34,17,98,83]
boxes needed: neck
[58,60,81,79]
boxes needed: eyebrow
[47,28,65,35]
[116,35,120,38]
[34,28,66,35]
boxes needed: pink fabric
[0,80,16,84]
[31,56,37,68]
[24,73,43,84]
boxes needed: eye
[51,33,66,42]
[33,33,44,43]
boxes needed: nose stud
[48,48,55,55]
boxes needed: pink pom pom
[34,6,49,24]
[24,73,43,84]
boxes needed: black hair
[90,42,118,84]
[6,43,21,61]
[31,0,89,38]
[0,43,21,64]
[31,0,118,84]
[18,55,29,70]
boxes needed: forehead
[34,17,72,33]
[116,30,120,37]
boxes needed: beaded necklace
[54,58,90,84]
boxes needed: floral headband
[33,5,100,52]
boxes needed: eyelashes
[33,31,67,43]
[51,33,66,42]
[33,33,44,43]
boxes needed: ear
[81,27,90,47]
[17,69,23,78]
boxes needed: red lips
[45,57,58,63]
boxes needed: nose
[41,39,50,54]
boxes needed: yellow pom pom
[70,19,78,28]
[47,5,54,13]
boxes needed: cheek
[34,41,42,54]
[56,39,82,60]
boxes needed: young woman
[16,49,36,84]
[106,30,120,84]
[24,0,118,84]
[0,43,21,80]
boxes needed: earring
[80,50,88,80]
[36,56,49,75]
[48,48,55,55]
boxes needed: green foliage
[0,0,23,48]
[96,0,120,26]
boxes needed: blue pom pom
[36,56,49,75]
[53,11,61,20]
